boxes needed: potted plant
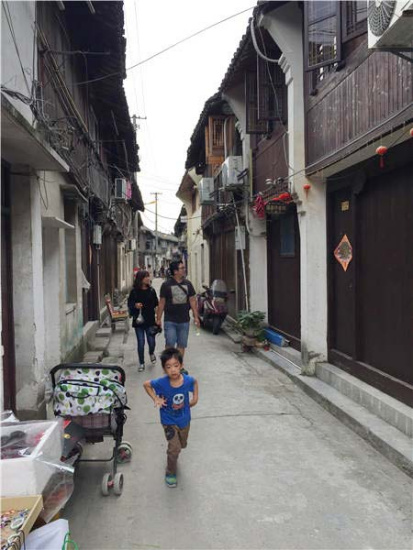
[236,310,266,349]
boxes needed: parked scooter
[196,279,228,335]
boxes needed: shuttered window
[246,55,287,135]
[305,1,341,71]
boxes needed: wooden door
[267,206,301,349]
[358,167,413,385]
[1,162,16,410]
[328,162,413,405]
[329,187,356,357]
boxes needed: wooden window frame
[257,55,287,124]
[245,58,287,135]
[341,0,368,43]
[304,1,342,72]
[245,71,268,135]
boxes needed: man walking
[156,260,200,357]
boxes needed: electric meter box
[235,226,246,250]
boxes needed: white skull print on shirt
[171,285,188,305]
[172,393,185,410]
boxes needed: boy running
[143,347,199,488]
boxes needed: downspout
[232,195,249,312]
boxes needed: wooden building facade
[302,0,413,404]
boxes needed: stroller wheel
[116,443,132,463]
[113,472,124,495]
[101,473,113,496]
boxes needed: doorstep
[256,346,413,478]
[221,322,413,477]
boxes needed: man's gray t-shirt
[160,278,196,323]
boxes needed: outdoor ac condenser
[221,156,243,190]
[368,0,413,49]
[199,178,215,205]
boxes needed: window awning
[1,95,69,172]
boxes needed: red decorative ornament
[376,145,388,169]
[253,194,266,219]
[276,192,292,202]
[303,184,311,191]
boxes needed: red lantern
[303,184,311,191]
[376,145,388,168]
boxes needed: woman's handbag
[134,308,145,325]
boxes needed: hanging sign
[334,234,353,272]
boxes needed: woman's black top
[127,287,159,328]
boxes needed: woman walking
[128,270,159,371]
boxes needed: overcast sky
[123,0,255,233]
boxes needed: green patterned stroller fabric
[53,367,127,417]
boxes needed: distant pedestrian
[143,347,198,488]
[160,265,165,278]
[156,260,200,358]
[128,270,159,371]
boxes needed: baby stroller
[50,363,132,496]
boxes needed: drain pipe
[232,195,249,312]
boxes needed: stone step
[315,362,412,438]
[88,337,110,353]
[82,351,103,363]
[95,327,112,339]
[101,356,123,366]
[255,346,413,477]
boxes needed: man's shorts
[164,321,190,349]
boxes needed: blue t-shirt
[150,374,195,428]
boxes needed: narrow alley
[64,281,412,550]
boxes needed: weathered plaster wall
[223,84,268,318]
[11,169,46,416]
[1,1,36,123]
[262,2,328,366]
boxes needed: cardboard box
[0,494,43,544]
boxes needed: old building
[1,0,143,416]
[180,0,413,406]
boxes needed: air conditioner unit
[368,0,413,50]
[221,156,243,190]
[199,178,215,205]
[127,238,136,251]
[114,178,127,200]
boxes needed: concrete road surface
[64,281,412,550]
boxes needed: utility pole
[150,192,162,272]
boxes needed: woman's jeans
[134,325,156,364]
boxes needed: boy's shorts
[164,321,189,349]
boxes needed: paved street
[64,282,412,550]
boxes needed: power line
[70,6,255,87]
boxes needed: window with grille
[342,1,367,41]
[245,54,287,135]
[305,0,341,71]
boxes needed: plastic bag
[135,308,144,325]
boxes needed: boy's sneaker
[165,474,177,488]
[138,364,145,372]
[150,354,156,364]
